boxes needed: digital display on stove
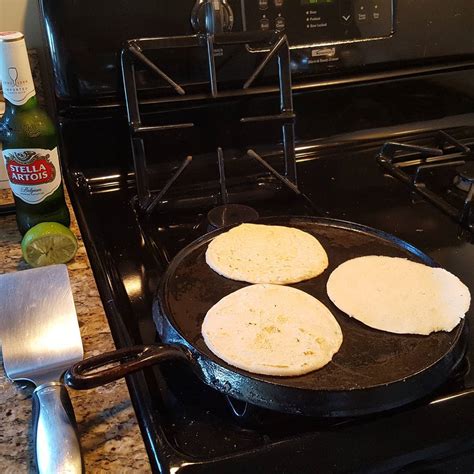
[243,0,393,50]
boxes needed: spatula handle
[32,382,84,474]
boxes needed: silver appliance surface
[0,264,84,474]
[0,264,83,385]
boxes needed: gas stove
[39,0,474,472]
[60,116,474,472]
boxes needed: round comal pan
[66,217,467,417]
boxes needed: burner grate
[120,28,298,216]
[377,130,474,231]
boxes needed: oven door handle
[64,344,192,390]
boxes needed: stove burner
[377,130,474,231]
[207,204,259,230]
[454,162,474,192]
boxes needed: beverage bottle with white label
[0,31,70,235]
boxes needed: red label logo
[5,150,56,185]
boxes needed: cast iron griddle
[155,216,466,416]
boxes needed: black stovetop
[61,106,474,471]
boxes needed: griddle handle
[64,344,190,390]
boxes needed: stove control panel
[241,0,393,48]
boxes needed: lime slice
[21,222,78,267]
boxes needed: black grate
[377,130,474,231]
[121,29,298,215]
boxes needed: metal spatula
[0,264,84,473]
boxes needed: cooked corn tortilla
[202,284,343,376]
[206,223,328,284]
[327,256,470,335]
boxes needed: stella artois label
[0,32,36,106]
[2,148,61,204]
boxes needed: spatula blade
[0,264,83,385]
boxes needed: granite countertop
[0,190,150,473]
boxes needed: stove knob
[191,0,234,34]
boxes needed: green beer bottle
[0,31,70,235]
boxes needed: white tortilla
[206,223,328,284]
[327,256,470,335]
[202,284,343,376]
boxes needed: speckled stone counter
[0,190,150,473]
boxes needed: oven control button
[259,17,270,30]
[340,0,353,23]
[357,5,367,22]
[275,16,285,30]
[373,3,380,20]
[274,0,284,7]
[259,0,269,10]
